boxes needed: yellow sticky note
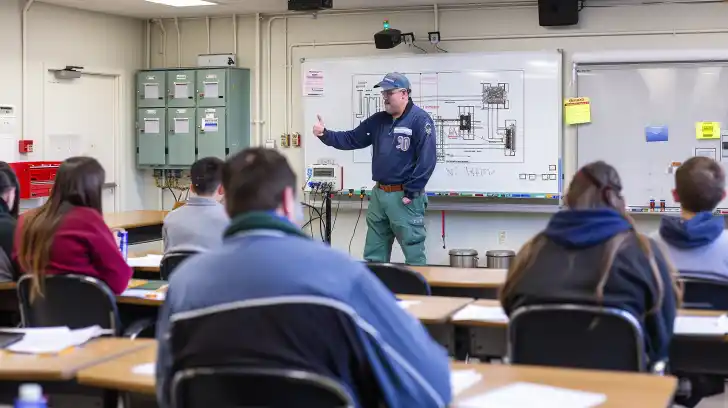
[696,122,721,140]
[564,97,591,125]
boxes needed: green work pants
[363,188,428,266]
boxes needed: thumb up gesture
[313,115,325,138]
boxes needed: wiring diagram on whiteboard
[351,71,525,165]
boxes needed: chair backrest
[17,274,121,334]
[364,262,431,295]
[172,367,355,408]
[168,298,379,408]
[679,272,728,310]
[509,304,645,372]
[160,250,199,280]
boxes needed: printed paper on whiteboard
[304,70,325,97]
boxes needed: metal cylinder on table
[485,249,515,269]
[448,249,479,268]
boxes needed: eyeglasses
[381,88,406,98]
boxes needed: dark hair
[500,161,682,313]
[18,156,105,300]
[675,156,725,213]
[0,162,20,218]
[222,148,296,218]
[190,157,224,196]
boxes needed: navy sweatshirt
[321,100,437,199]
[501,209,678,364]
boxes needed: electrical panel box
[197,107,226,158]
[135,68,251,169]
[137,71,166,108]
[168,108,196,165]
[167,70,195,108]
[137,108,167,166]
[196,69,228,108]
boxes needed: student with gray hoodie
[653,156,728,279]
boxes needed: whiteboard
[576,61,728,211]
[302,51,562,199]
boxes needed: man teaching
[313,72,437,265]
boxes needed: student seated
[500,161,681,365]
[0,162,19,281]
[14,157,132,295]
[653,156,728,279]
[155,148,451,408]
[163,157,228,253]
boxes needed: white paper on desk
[452,305,509,323]
[458,382,606,408]
[132,363,155,376]
[674,315,728,336]
[451,369,482,396]
[398,300,421,310]
[121,289,166,301]
[6,325,109,354]
[127,254,163,268]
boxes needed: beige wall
[151,2,728,263]
[0,0,146,210]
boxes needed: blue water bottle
[117,229,128,261]
[15,384,47,408]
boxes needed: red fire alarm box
[9,161,61,199]
[18,140,34,153]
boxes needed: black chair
[508,304,657,373]
[17,274,150,338]
[166,299,381,407]
[171,367,355,408]
[364,262,431,295]
[679,272,728,310]
[160,250,199,280]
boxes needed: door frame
[43,64,125,213]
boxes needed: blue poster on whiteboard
[645,126,668,142]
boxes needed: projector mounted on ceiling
[288,0,333,11]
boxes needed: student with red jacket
[14,157,132,296]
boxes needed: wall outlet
[498,230,507,245]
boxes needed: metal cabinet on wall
[135,67,251,169]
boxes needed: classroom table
[397,295,473,324]
[0,338,151,382]
[103,210,167,245]
[77,341,158,395]
[74,343,677,407]
[450,362,677,407]
[129,259,508,297]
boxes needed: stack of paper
[458,382,607,408]
[674,315,728,336]
[398,300,421,310]
[450,369,483,396]
[127,254,163,268]
[4,326,109,354]
[452,304,509,323]
[132,363,155,376]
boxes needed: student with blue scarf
[500,161,681,366]
[653,156,728,280]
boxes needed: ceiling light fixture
[145,0,217,7]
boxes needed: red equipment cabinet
[9,161,61,199]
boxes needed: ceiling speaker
[538,0,579,27]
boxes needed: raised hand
[313,114,325,137]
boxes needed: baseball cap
[374,72,410,91]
